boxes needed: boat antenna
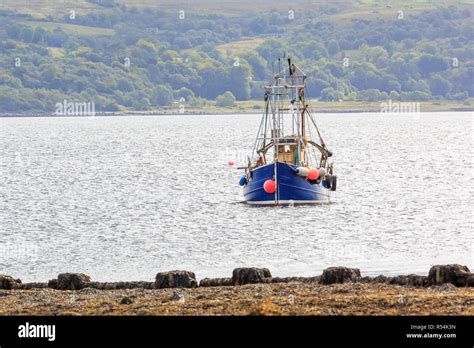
[288,57,292,76]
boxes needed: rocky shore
[0,265,473,316]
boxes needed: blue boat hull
[243,162,331,205]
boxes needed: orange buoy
[307,168,320,180]
[227,160,235,166]
[263,179,276,193]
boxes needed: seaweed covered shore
[1,265,473,316]
[0,282,473,316]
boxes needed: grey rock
[48,278,58,289]
[320,267,361,285]
[90,281,155,290]
[170,290,185,302]
[199,277,233,287]
[79,287,100,294]
[0,275,22,290]
[365,275,391,283]
[428,264,472,287]
[389,274,428,287]
[89,282,124,290]
[271,276,320,284]
[120,296,133,305]
[21,282,49,290]
[56,273,91,290]
[466,274,474,287]
[155,271,197,289]
[232,267,272,285]
[430,283,457,292]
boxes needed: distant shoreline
[1,109,473,118]
[1,100,472,118]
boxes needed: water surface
[0,112,472,281]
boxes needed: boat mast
[250,56,329,204]
[272,57,281,205]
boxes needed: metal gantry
[252,57,330,171]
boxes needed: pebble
[170,290,185,303]
[120,296,133,305]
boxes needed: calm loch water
[0,112,472,281]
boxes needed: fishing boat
[239,56,337,205]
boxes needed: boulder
[155,271,197,289]
[430,283,457,292]
[56,273,91,290]
[320,267,361,285]
[108,281,154,290]
[78,287,100,294]
[170,290,185,302]
[360,275,389,283]
[467,274,474,287]
[83,281,156,290]
[271,276,320,284]
[232,268,272,285]
[48,278,58,289]
[0,275,22,290]
[428,264,472,287]
[88,282,117,290]
[120,296,133,305]
[388,274,428,287]
[21,282,49,290]
[199,278,233,287]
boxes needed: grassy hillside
[19,21,115,36]
[216,38,265,55]
[0,0,473,113]
[3,0,472,18]
[0,0,108,19]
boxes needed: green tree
[216,91,236,107]
[358,89,382,101]
[327,40,340,56]
[320,87,343,101]
[429,75,451,96]
[152,85,173,106]
[32,27,48,43]
[117,79,134,92]
[226,64,250,100]
[400,91,431,101]
[417,55,448,76]
[20,26,34,43]
[300,40,328,59]
[175,87,195,101]
[241,52,268,80]
[6,24,22,40]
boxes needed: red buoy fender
[307,168,320,180]
[263,179,276,193]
